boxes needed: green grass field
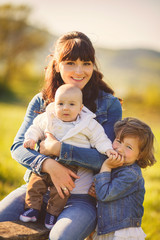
[0,101,160,239]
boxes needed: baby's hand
[23,139,36,150]
[106,149,118,158]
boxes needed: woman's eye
[84,62,91,66]
[116,139,121,143]
[66,61,74,65]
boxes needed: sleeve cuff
[59,142,73,163]
[30,155,48,175]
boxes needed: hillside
[95,47,160,96]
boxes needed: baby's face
[54,91,83,122]
[112,136,140,165]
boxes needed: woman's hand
[40,132,61,157]
[42,158,80,199]
[100,154,124,173]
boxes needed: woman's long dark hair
[42,31,114,112]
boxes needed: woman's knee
[0,185,26,221]
[49,201,96,240]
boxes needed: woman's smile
[71,77,84,81]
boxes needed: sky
[1,0,160,51]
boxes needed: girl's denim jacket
[11,90,122,182]
[94,163,145,235]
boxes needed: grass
[0,102,26,198]
[142,135,160,240]
[0,101,160,239]
[123,102,160,240]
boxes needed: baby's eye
[58,103,63,105]
[70,103,75,106]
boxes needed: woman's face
[57,58,94,89]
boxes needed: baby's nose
[63,104,68,109]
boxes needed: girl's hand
[100,154,124,173]
[42,158,80,199]
[88,182,96,198]
[40,132,61,157]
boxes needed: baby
[20,84,117,229]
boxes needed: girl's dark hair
[114,117,156,168]
[42,31,114,112]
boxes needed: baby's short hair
[55,84,83,103]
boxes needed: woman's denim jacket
[94,163,145,235]
[11,90,122,182]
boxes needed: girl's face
[112,136,140,165]
[56,58,94,90]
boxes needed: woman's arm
[40,97,122,172]
[10,94,48,175]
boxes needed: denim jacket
[11,90,122,182]
[94,163,145,235]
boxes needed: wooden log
[0,221,49,240]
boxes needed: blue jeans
[0,184,97,240]
[49,194,97,240]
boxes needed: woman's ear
[55,62,60,72]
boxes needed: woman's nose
[75,65,83,74]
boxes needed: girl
[0,31,122,240]
[89,117,156,240]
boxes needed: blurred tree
[0,4,49,88]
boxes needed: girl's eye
[116,139,121,143]
[127,146,132,150]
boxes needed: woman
[0,31,122,240]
